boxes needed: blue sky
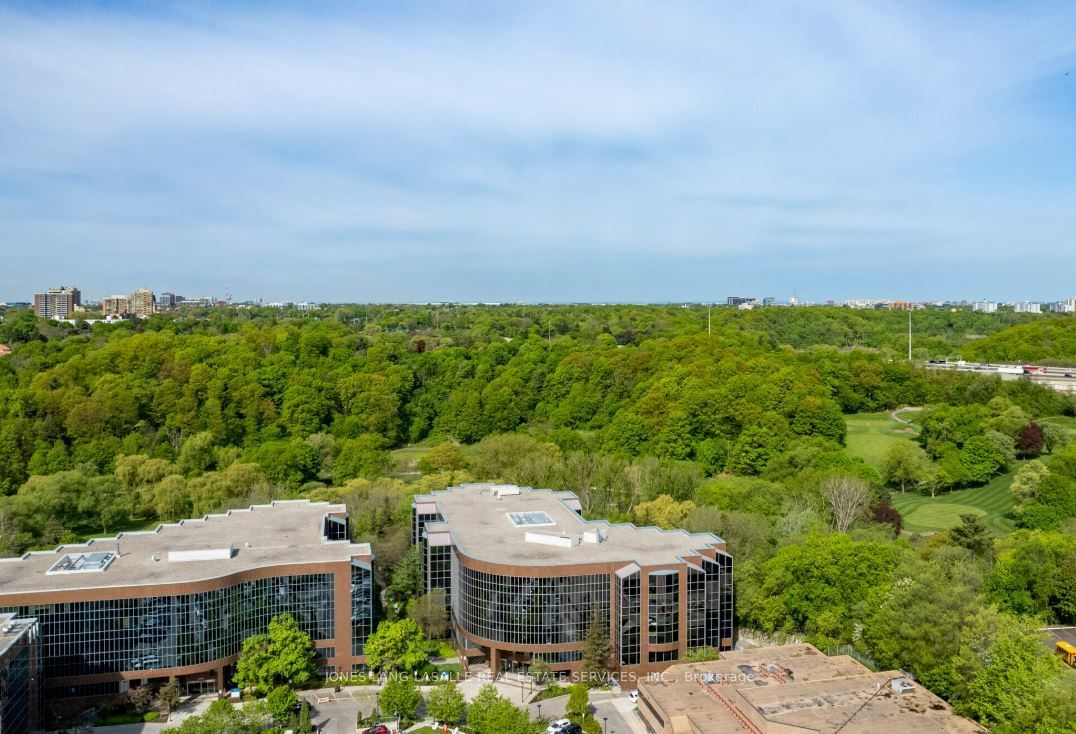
[1,1,1074,303]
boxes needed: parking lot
[526,691,644,734]
[301,686,391,734]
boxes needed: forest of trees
[0,304,1074,733]
[963,317,1076,363]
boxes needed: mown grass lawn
[846,410,1017,535]
[844,411,920,471]
[1040,415,1076,437]
[890,465,1018,536]
[390,441,477,477]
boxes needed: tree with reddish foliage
[872,498,903,537]
[1016,422,1044,457]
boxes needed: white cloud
[0,1,1074,301]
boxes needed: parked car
[362,726,390,734]
[562,725,583,734]
[546,719,573,734]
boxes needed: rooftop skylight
[46,552,116,575]
[507,511,555,527]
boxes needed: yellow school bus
[1057,641,1076,668]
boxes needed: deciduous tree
[820,475,871,532]
[1017,422,1045,457]
[407,589,450,639]
[363,619,428,672]
[233,613,317,694]
[379,676,422,724]
[426,681,466,725]
[880,442,929,493]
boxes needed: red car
[362,727,390,734]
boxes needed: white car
[546,719,572,734]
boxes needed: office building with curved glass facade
[412,484,733,681]
[0,501,373,699]
[1,614,41,734]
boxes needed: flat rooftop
[0,500,372,596]
[414,484,725,568]
[638,644,984,734]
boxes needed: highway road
[923,362,1076,394]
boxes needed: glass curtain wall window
[2,573,335,679]
[457,566,609,646]
[648,571,679,646]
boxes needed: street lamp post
[603,716,608,734]
[537,703,542,722]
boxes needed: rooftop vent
[167,547,235,562]
[583,528,607,544]
[524,531,580,548]
[47,552,116,575]
[891,679,915,695]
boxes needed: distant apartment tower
[1013,301,1041,314]
[33,286,81,320]
[158,292,177,309]
[726,296,754,307]
[129,288,155,318]
[973,300,998,313]
[761,297,776,307]
[101,295,131,316]
[1051,300,1076,314]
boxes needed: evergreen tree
[949,514,993,558]
[298,700,312,734]
[579,607,611,687]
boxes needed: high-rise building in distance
[129,288,155,318]
[33,286,81,320]
[101,295,131,316]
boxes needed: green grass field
[1040,415,1076,437]
[844,411,920,470]
[890,463,1018,536]
[390,441,477,480]
[845,410,1016,535]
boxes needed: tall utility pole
[908,310,912,361]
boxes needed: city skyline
[2,1,1075,302]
